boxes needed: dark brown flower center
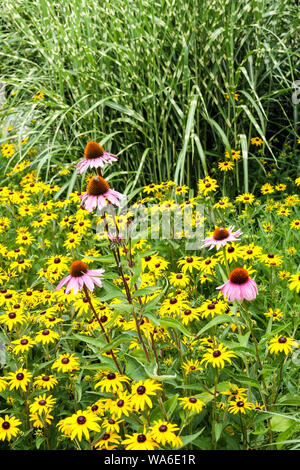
[77,416,86,425]
[2,421,10,430]
[237,401,244,407]
[159,425,168,432]
[189,397,197,403]
[87,176,110,196]
[213,227,229,241]
[39,400,46,406]
[229,268,249,285]
[137,434,146,443]
[69,260,88,277]
[42,376,50,381]
[20,339,29,345]
[213,350,221,358]
[278,337,287,344]
[117,399,124,408]
[107,373,116,380]
[61,358,70,364]
[84,141,104,160]
[137,385,146,395]
[16,373,24,380]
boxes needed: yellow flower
[130,379,162,411]
[268,335,297,355]
[6,368,33,392]
[64,410,101,442]
[251,137,263,146]
[149,420,182,447]
[200,343,237,368]
[228,399,254,414]
[122,429,160,450]
[94,372,130,394]
[51,353,80,373]
[179,396,206,413]
[0,415,22,441]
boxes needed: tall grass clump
[0,0,299,194]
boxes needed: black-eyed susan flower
[122,429,159,450]
[199,298,227,319]
[95,372,130,394]
[35,329,60,345]
[235,193,255,205]
[228,399,254,414]
[0,415,22,441]
[198,176,219,196]
[10,258,32,274]
[290,220,300,230]
[102,417,124,434]
[268,335,297,355]
[261,183,274,195]
[130,379,162,411]
[264,308,283,321]
[200,343,237,368]
[0,377,8,392]
[214,197,233,209]
[11,335,36,355]
[222,383,248,401]
[181,306,201,324]
[288,274,300,293]
[149,420,182,447]
[259,253,283,267]
[182,359,202,375]
[168,272,190,288]
[217,243,245,264]
[51,353,80,373]
[251,137,263,146]
[94,431,121,450]
[33,374,58,391]
[0,309,26,331]
[218,161,234,172]
[30,409,54,429]
[29,394,56,415]
[6,368,33,392]
[179,396,206,413]
[225,149,241,161]
[67,410,101,442]
[177,255,203,273]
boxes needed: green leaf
[194,315,236,340]
[159,317,193,337]
[180,427,205,447]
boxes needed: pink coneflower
[216,267,258,302]
[80,176,126,213]
[75,141,118,174]
[55,260,105,295]
[201,226,242,250]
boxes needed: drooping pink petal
[82,274,95,291]
[56,275,71,291]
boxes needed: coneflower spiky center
[87,176,110,196]
[229,267,249,285]
[84,141,105,160]
[69,260,88,277]
[213,227,229,240]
